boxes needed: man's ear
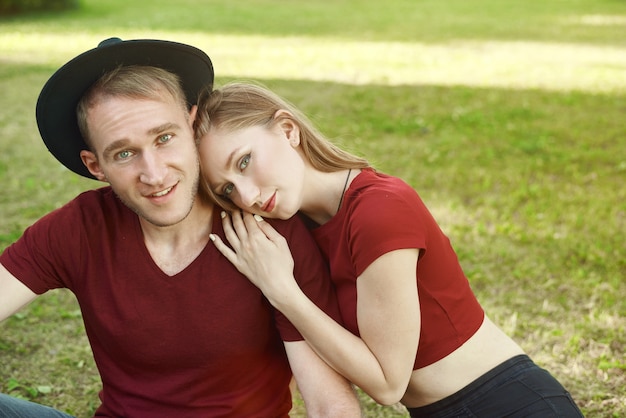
[273,109,300,147]
[80,150,107,182]
[188,104,198,128]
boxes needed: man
[0,38,360,417]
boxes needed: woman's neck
[300,169,357,225]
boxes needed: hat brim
[36,37,214,179]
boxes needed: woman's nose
[237,180,260,209]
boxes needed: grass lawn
[1,0,625,416]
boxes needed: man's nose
[138,152,167,185]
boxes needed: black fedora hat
[36,37,214,179]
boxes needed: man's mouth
[151,186,173,197]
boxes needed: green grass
[1,0,625,416]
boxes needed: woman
[194,82,583,417]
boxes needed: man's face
[80,92,200,228]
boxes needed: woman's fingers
[209,233,239,267]
[217,210,290,266]
[211,212,297,300]
[229,210,250,240]
[220,211,242,251]
[249,214,286,245]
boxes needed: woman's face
[198,121,306,219]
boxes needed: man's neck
[140,198,215,276]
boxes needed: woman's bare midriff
[400,315,525,408]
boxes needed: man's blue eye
[117,150,132,160]
[159,134,173,143]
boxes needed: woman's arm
[211,211,421,405]
[285,340,362,417]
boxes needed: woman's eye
[158,133,173,144]
[223,183,234,197]
[239,154,250,170]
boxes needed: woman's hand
[210,211,300,303]
[211,213,420,405]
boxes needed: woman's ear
[80,150,108,182]
[273,109,300,147]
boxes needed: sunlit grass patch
[1,32,626,93]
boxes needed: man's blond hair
[77,65,189,150]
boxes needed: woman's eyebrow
[224,146,243,170]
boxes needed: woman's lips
[261,192,276,213]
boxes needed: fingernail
[220,211,226,219]
[209,234,216,242]
[254,214,264,222]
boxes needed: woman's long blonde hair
[194,81,371,210]
[194,82,370,172]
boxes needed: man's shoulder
[266,215,309,240]
[45,186,128,227]
[72,186,115,203]
[67,186,121,212]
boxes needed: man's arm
[0,263,38,321]
[285,340,361,418]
